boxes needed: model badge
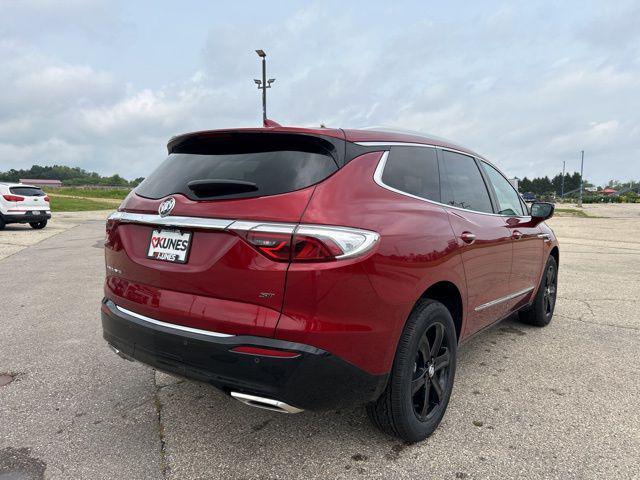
[158,197,176,217]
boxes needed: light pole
[578,150,584,207]
[561,160,565,199]
[254,49,275,124]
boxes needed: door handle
[460,232,476,244]
[512,230,523,240]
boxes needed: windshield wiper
[187,179,259,198]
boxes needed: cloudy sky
[1,0,638,185]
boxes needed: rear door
[439,150,513,334]
[480,161,544,303]
[105,132,344,335]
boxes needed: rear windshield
[136,133,341,201]
[10,187,45,197]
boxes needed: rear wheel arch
[549,246,559,267]
[417,281,464,343]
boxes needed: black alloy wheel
[519,255,558,327]
[411,322,451,421]
[542,262,557,317]
[367,299,457,442]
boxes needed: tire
[29,220,47,230]
[0,216,5,230]
[367,299,457,443]
[519,256,558,327]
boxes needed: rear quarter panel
[275,151,467,375]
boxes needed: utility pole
[561,160,566,199]
[578,150,584,207]
[254,49,275,125]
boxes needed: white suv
[0,182,51,230]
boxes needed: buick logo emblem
[158,197,175,217]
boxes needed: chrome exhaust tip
[108,343,134,362]
[230,392,304,414]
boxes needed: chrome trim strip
[357,141,487,162]
[109,211,233,230]
[474,287,535,312]
[372,150,533,220]
[229,220,297,234]
[295,224,380,259]
[231,392,304,414]
[537,233,551,241]
[109,213,379,259]
[356,141,438,148]
[115,304,234,338]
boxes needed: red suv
[102,125,558,442]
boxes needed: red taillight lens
[244,231,292,260]
[44,196,50,202]
[2,194,25,202]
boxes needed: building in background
[19,179,63,188]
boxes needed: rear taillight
[2,194,24,202]
[244,231,292,261]
[44,196,50,202]
[232,223,379,262]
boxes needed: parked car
[101,125,559,442]
[521,191,537,202]
[0,182,51,230]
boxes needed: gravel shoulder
[0,211,112,260]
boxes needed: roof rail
[359,125,459,144]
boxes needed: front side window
[382,147,440,201]
[481,161,525,216]
[439,151,493,213]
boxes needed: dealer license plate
[147,229,192,264]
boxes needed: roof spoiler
[263,118,282,128]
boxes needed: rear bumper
[1,212,51,223]
[101,299,387,411]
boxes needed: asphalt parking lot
[1,205,639,480]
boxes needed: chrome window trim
[115,304,235,338]
[371,146,532,220]
[474,286,535,312]
[356,141,438,149]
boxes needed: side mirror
[530,202,554,224]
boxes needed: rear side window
[382,147,440,201]
[136,133,340,201]
[481,161,525,216]
[439,151,493,213]
[10,187,45,197]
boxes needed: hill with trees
[0,165,144,187]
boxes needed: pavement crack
[557,313,640,332]
[153,373,169,478]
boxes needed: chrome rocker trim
[474,287,535,312]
